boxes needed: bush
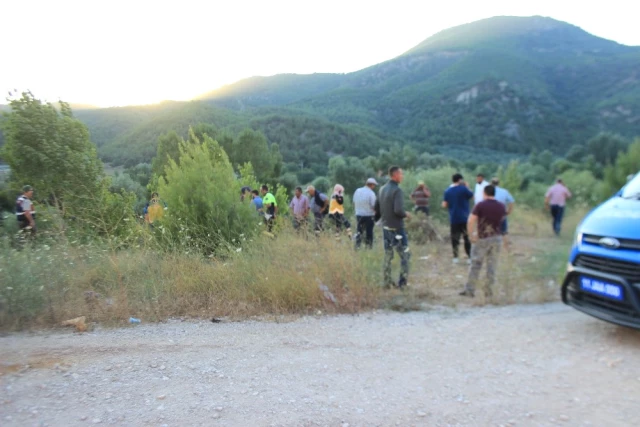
[157,130,260,255]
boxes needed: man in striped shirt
[410,181,431,216]
[353,178,378,249]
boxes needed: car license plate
[580,276,624,301]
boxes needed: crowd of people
[237,167,574,297]
[14,173,573,297]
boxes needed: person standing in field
[491,178,515,249]
[376,166,411,289]
[474,173,489,205]
[261,185,277,233]
[289,186,309,232]
[545,179,572,236]
[240,186,252,202]
[306,185,329,235]
[459,185,506,298]
[443,173,474,264]
[410,181,431,217]
[16,185,36,232]
[144,192,167,226]
[250,189,263,215]
[328,184,352,238]
[353,178,378,249]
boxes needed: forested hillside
[5,16,639,173]
[200,16,640,157]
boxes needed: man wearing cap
[353,178,378,249]
[306,185,329,234]
[410,181,431,217]
[16,185,36,232]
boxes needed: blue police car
[562,172,640,328]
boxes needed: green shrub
[157,130,259,255]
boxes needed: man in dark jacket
[376,166,411,288]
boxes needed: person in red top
[410,181,431,216]
[459,185,506,298]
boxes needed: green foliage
[328,156,374,195]
[602,139,640,199]
[125,163,153,187]
[1,93,103,206]
[586,133,628,167]
[152,130,182,178]
[232,129,282,182]
[559,170,605,207]
[498,161,525,193]
[311,176,330,194]
[71,178,140,241]
[272,184,290,218]
[157,133,259,254]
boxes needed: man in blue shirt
[250,189,263,215]
[443,173,474,264]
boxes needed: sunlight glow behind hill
[1,0,638,107]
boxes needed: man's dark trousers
[550,205,564,236]
[355,215,374,249]
[451,222,471,258]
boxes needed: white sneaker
[453,258,460,264]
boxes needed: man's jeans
[465,236,502,296]
[550,205,565,236]
[355,216,375,249]
[383,227,410,287]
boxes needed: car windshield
[621,173,640,199]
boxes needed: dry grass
[385,207,587,310]
[0,231,380,330]
[0,207,588,329]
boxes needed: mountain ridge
[57,16,640,169]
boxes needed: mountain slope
[195,16,640,156]
[76,16,640,167]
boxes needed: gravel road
[1,303,639,427]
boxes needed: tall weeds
[0,230,379,330]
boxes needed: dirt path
[2,303,639,426]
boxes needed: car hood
[580,197,640,239]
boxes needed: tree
[328,156,372,195]
[602,139,640,199]
[157,133,258,254]
[499,161,524,193]
[565,144,586,163]
[586,133,628,167]
[232,129,281,182]
[152,130,182,178]
[1,92,102,209]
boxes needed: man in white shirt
[474,174,489,205]
[353,178,378,249]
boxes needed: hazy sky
[2,0,637,107]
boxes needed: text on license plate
[580,276,624,301]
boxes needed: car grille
[568,289,640,320]
[583,234,640,251]
[575,255,640,284]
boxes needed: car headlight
[574,229,583,246]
